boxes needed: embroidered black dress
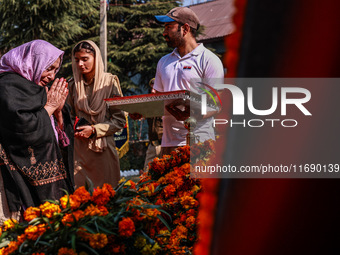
[0,72,74,212]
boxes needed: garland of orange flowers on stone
[193,1,248,254]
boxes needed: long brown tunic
[68,76,125,189]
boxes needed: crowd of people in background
[0,7,224,224]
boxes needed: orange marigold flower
[171,225,188,240]
[155,198,164,205]
[32,253,46,255]
[73,186,91,203]
[88,233,108,249]
[163,184,176,198]
[2,241,20,254]
[185,216,196,229]
[57,247,77,255]
[179,163,191,174]
[111,244,126,254]
[62,211,84,226]
[144,208,160,218]
[180,196,198,210]
[102,183,116,197]
[132,209,145,221]
[97,206,109,216]
[84,204,107,217]
[25,224,46,240]
[39,201,61,218]
[24,207,41,221]
[118,217,135,237]
[186,209,196,217]
[17,234,26,245]
[92,188,110,206]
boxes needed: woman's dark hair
[73,41,95,56]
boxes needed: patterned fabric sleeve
[56,125,70,148]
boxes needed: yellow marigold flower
[134,236,147,249]
[2,218,18,231]
[191,185,200,193]
[119,177,126,184]
[24,207,41,221]
[156,230,170,245]
[57,247,78,255]
[39,201,61,218]
[73,186,91,203]
[60,195,81,210]
[141,243,160,255]
[141,244,152,255]
[25,224,46,240]
[118,217,135,238]
[60,195,68,209]
[88,233,108,249]
[124,180,136,190]
[144,208,160,218]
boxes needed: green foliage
[0,0,98,51]
[107,0,179,95]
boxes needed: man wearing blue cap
[154,7,224,155]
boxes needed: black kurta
[0,72,74,211]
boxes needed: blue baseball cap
[155,15,175,23]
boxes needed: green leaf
[157,215,171,231]
[141,230,155,245]
[80,225,96,234]
[71,234,76,250]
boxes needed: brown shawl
[71,40,123,152]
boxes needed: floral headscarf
[0,40,64,84]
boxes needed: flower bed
[0,141,215,255]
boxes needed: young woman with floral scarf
[68,40,125,189]
[0,40,75,223]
